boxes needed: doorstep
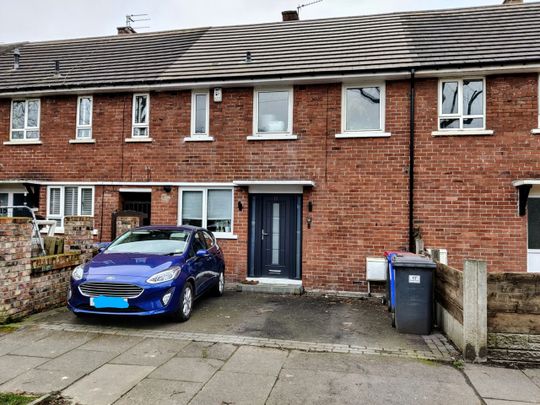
[231,278,304,295]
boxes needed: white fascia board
[0,72,411,98]
[3,62,540,98]
[0,179,236,187]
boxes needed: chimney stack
[502,0,523,4]
[117,26,137,35]
[282,10,299,21]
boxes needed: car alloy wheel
[218,272,224,294]
[175,283,193,322]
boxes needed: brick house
[1,1,539,292]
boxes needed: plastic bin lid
[392,254,436,269]
[384,251,415,258]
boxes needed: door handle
[261,229,269,240]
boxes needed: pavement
[0,292,537,404]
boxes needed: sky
[0,0,521,43]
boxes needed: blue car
[67,226,225,322]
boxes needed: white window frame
[437,78,487,131]
[10,99,40,141]
[178,187,235,239]
[250,87,295,140]
[75,96,93,140]
[0,188,28,217]
[533,75,540,134]
[131,93,150,138]
[337,82,390,138]
[47,185,95,232]
[190,90,210,138]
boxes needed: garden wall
[0,216,94,323]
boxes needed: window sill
[125,137,153,143]
[184,136,215,142]
[3,140,42,145]
[69,139,95,144]
[431,129,494,137]
[335,132,391,139]
[246,134,298,141]
[531,129,540,135]
[214,233,238,240]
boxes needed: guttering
[3,61,540,98]
[408,69,416,253]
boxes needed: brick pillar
[64,216,94,262]
[0,218,33,322]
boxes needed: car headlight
[146,266,181,284]
[72,265,84,281]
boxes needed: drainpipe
[408,69,416,253]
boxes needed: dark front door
[249,194,302,280]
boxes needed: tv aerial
[297,0,324,15]
[125,14,151,31]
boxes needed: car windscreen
[105,229,190,255]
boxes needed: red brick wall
[414,74,538,273]
[0,75,537,290]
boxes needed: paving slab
[0,355,48,385]
[38,349,117,373]
[484,400,537,405]
[148,357,223,383]
[189,370,276,405]
[175,341,237,361]
[62,364,154,405]
[267,368,480,405]
[9,331,95,358]
[284,351,460,382]
[110,338,189,367]
[0,367,86,394]
[222,345,288,376]
[115,378,202,405]
[522,368,540,389]
[76,333,144,354]
[464,365,540,403]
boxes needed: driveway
[26,291,455,360]
[2,293,539,404]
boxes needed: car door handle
[261,229,269,240]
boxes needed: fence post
[463,260,488,362]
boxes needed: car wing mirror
[97,242,112,253]
[196,249,208,258]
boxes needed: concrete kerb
[36,322,459,363]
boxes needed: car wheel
[175,283,194,322]
[212,272,225,297]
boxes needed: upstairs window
[11,99,40,141]
[342,84,385,134]
[253,89,293,135]
[439,79,485,130]
[76,96,93,139]
[132,94,149,137]
[191,90,210,137]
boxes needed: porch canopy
[512,179,540,216]
[233,180,315,194]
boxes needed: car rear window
[106,229,190,255]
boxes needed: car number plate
[90,296,128,309]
